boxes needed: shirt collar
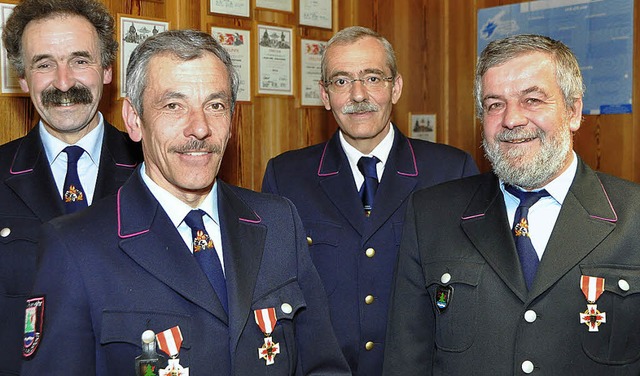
[40,112,105,166]
[339,123,394,167]
[139,163,219,227]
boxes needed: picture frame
[255,0,293,13]
[409,113,437,143]
[257,24,294,96]
[299,0,332,29]
[299,38,326,106]
[117,14,169,98]
[0,2,25,95]
[211,25,252,103]
[209,0,250,18]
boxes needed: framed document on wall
[299,39,326,106]
[0,2,24,95]
[257,24,294,96]
[211,26,252,102]
[117,14,169,98]
[256,0,293,13]
[209,0,250,18]
[299,0,332,29]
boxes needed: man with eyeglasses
[262,26,478,376]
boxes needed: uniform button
[365,341,374,351]
[365,247,375,258]
[524,310,537,323]
[306,236,312,246]
[0,227,9,238]
[521,360,534,374]
[281,303,292,314]
[365,295,374,304]
[441,273,451,284]
[618,279,630,292]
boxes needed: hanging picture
[257,24,294,96]
[211,26,251,102]
[117,14,169,98]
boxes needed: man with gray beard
[0,0,141,374]
[383,34,640,375]
[262,26,478,376]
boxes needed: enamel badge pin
[579,275,606,332]
[156,326,189,375]
[254,307,280,365]
[23,296,45,358]
[435,285,453,313]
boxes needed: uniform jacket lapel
[363,127,419,242]
[530,159,616,299]
[117,170,229,323]
[93,122,140,199]
[460,174,529,301]
[4,127,64,221]
[216,182,266,354]
[317,132,366,234]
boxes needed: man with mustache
[383,34,640,374]
[21,30,350,375]
[262,26,478,375]
[0,0,141,374]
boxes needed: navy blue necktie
[183,209,228,312]
[358,156,380,217]
[62,146,88,214]
[505,185,550,290]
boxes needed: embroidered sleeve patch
[23,296,45,358]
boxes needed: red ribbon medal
[156,326,189,375]
[579,275,606,332]
[254,308,280,365]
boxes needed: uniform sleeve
[382,194,435,375]
[261,158,279,195]
[286,198,351,375]
[461,152,480,178]
[21,222,96,375]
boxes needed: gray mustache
[342,102,379,114]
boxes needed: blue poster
[478,0,634,115]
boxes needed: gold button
[365,341,374,350]
[365,295,374,304]
[306,236,312,246]
[365,247,375,257]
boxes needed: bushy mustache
[172,139,222,154]
[41,85,93,108]
[495,127,545,142]
[342,101,379,114]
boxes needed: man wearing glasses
[262,26,478,376]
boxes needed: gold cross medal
[254,307,280,365]
[579,275,606,332]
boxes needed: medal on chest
[254,307,280,365]
[157,326,189,375]
[579,275,606,332]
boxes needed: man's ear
[319,80,332,111]
[122,98,142,142]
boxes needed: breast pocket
[0,217,40,296]
[579,264,640,365]
[424,260,484,352]
[248,280,307,374]
[304,220,341,295]
[100,310,192,364]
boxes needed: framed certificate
[299,0,332,29]
[255,0,293,13]
[209,0,250,18]
[257,24,294,96]
[117,14,169,98]
[0,2,24,95]
[299,39,326,106]
[211,26,252,102]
